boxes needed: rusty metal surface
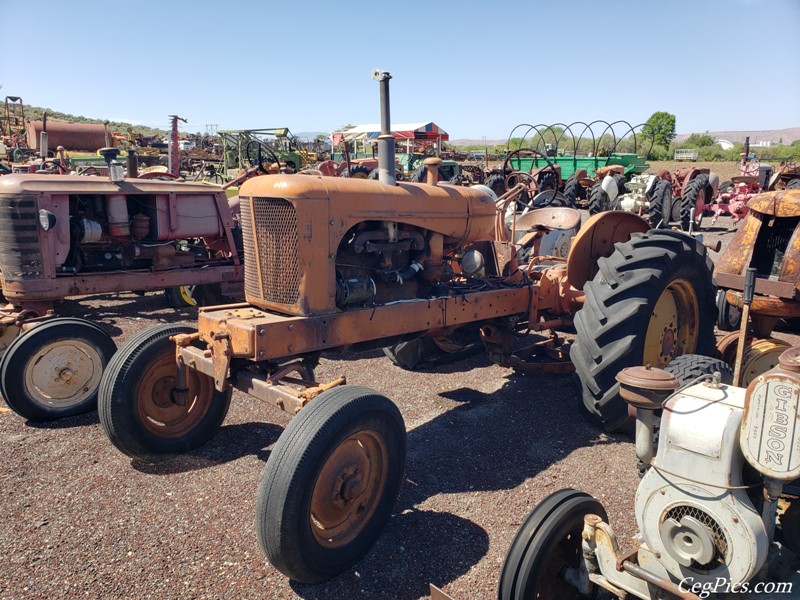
[0,265,242,307]
[717,273,797,300]
[25,120,108,152]
[0,173,229,195]
[616,365,678,410]
[748,189,800,217]
[238,175,498,317]
[565,211,649,291]
[198,287,532,361]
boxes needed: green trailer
[507,152,649,180]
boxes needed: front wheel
[0,318,116,421]
[571,230,716,432]
[499,489,607,600]
[98,323,231,462]
[256,385,406,583]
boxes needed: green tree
[681,133,716,147]
[642,111,677,148]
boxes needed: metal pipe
[635,408,656,465]
[373,69,396,185]
[733,267,757,386]
[621,561,701,600]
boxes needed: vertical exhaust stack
[372,69,396,186]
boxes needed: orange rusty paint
[238,175,498,318]
[566,211,649,291]
[724,290,800,318]
[198,287,533,361]
[747,189,800,217]
[715,212,761,276]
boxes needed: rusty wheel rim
[135,353,214,438]
[536,523,586,599]
[643,278,700,367]
[23,339,104,409]
[309,429,389,548]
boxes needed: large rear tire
[256,385,406,583]
[680,174,710,231]
[572,230,716,432]
[98,324,231,462]
[499,489,606,600]
[647,178,673,229]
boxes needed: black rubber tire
[572,230,717,432]
[534,190,575,209]
[0,318,116,421]
[666,354,733,387]
[256,385,406,584]
[647,178,673,229]
[561,173,586,204]
[787,178,800,190]
[486,173,507,197]
[536,170,559,192]
[98,323,231,463]
[499,489,606,600]
[587,182,606,215]
[716,289,742,332]
[341,165,370,179]
[680,174,709,232]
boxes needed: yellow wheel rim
[643,278,700,367]
[178,285,198,307]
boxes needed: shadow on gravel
[131,421,284,475]
[290,508,488,600]
[25,410,100,429]
[401,370,619,505]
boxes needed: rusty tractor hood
[239,174,498,243]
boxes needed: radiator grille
[0,195,44,281]
[242,197,299,305]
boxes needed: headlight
[38,209,56,231]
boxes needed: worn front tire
[256,385,406,583]
[98,323,231,462]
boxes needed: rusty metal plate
[566,211,649,291]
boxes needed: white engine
[636,366,800,588]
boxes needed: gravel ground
[1,212,798,599]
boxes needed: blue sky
[1,0,798,140]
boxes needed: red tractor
[0,153,243,421]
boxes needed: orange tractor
[97,71,717,583]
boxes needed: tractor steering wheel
[246,140,282,174]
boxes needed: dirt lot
[0,211,797,599]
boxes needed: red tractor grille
[0,195,44,281]
[241,196,300,306]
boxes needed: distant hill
[673,127,800,145]
[16,104,167,138]
[452,128,800,148]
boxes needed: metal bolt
[288,345,294,352]
[654,551,661,559]
[732,516,739,523]
[258,350,265,358]
[258,328,265,336]
[288,324,294,331]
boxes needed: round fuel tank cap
[616,365,678,410]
